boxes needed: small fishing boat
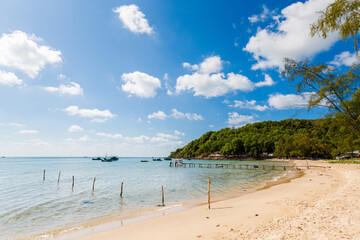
[164,157,171,161]
[110,156,119,161]
[174,159,183,166]
[1,156,5,158]
[152,158,162,161]
[101,158,113,162]
[141,160,149,162]
[92,157,102,160]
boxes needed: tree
[283,58,360,134]
[310,0,360,52]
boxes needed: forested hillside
[169,118,359,159]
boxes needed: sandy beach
[69,160,360,240]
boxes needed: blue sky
[0,0,356,156]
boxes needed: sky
[0,0,356,157]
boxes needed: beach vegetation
[169,118,360,159]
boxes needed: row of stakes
[43,170,213,209]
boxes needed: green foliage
[310,0,360,51]
[169,118,360,159]
[283,58,360,134]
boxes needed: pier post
[120,182,124,198]
[208,179,211,209]
[161,185,165,206]
[58,171,61,184]
[43,169,45,181]
[92,177,96,193]
[72,176,74,191]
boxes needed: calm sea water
[0,157,287,239]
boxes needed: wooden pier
[169,162,329,171]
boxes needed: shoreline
[47,160,299,240]
[61,160,360,240]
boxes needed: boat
[187,158,191,160]
[174,159,183,166]
[164,157,171,161]
[152,158,162,161]
[141,160,149,162]
[92,157,102,160]
[101,158,113,162]
[1,156,5,158]
[110,156,119,161]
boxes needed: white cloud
[176,56,255,98]
[164,73,174,95]
[244,0,338,70]
[0,122,24,127]
[0,70,23,86]
[230,100,269,111]
[57,74,66,80]
[67,135,90,143]
[148,111,167,120]
[125,135,151,143]
[248,5,275,24]
[96,132,123,139]
[198,55,223,74]
[121,71,161,98]
[330,51,360,66]
[148,109,203,121]
[227,112,254,125]
[170,109,203,120]
[43,82,84,96]
[268,93,309,109]
[19,129,38,134]
[0,30,61,78]
[90,118,108,123]
[114,4,154,34]
[29,139,50,146]
[156,133,179,139]
[125,133,183,146]
[64,106,116,122]
[174,130,185,136]
[68,125,83,132]
[182,62,199,71]
[254,74,276,87]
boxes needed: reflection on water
[0,157,287,239]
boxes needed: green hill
[169,118,359,159]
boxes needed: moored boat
[164,157,171,161]
[101,157,113,162]
[152,158,162,161]
[141,160,149,162]
[92,157,102,160]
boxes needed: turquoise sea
[0,157,288,239]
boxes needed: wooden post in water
[161,185,165,206]
[58,171,61,184]
[72,176,74,191]
[43,169,45,181]
[208,179,211,209]
[120,182,124,198]
[92,177,96,193]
